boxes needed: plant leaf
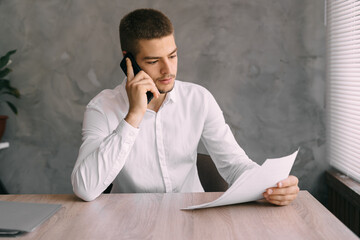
[0,79,10,89]
[0,79,20,98]
[0,50,16,70]
[0,68,11,78]
[14,89,20,98]
[3,90,20,99]
[5,101,18,115]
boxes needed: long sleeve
[201,91,259,185]
[71,105,139,201]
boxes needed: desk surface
[0,191,357,240]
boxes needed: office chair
[103,153,228,194]
[0,180,8,194]
[103,183,113,194]
[196,153,228,192]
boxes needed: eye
[170,55,177,59]
[146,60,158,65]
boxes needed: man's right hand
[124,58,159,128]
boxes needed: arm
[200,90,299,205]
[72,58,159,201]
[71,107,139,201]
[200,90,259,186]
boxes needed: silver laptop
[0,201,61,237]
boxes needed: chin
[158,81,175,94]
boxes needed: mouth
[158,77,174,85]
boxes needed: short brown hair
[119,9,174,56]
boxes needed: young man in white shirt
[71,8,299,204]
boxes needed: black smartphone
[120,52,154,104]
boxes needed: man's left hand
[263,175,299,206]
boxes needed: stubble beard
[156,74,176,94]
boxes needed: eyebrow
[143,48,178,60]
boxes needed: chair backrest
[103,183,113,194]
[196,153,228,192]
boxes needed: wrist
[124,111,144,128]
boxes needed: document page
[183,149,299,210]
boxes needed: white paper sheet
[183,149,299,210]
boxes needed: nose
[160,59,171,75]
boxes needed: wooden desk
[0,191,357,240]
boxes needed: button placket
[155,111,172,192]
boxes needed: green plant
[0,50,20,115]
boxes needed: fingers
[263,175,300,206]
[266,199,293,206]
[263,185,299,199]
[128,78,159,98]
[277,175,298,188]
[263,191,298,206]
[267,175,299,195]
[264,192,298,206]
[265,184,300,196]
[125,60,160,99]
[126,75,160,98]
[264,192,298,202]
[124,61,159,128]
[126,58,134,80]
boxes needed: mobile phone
[120,52,154,104]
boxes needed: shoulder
[87,84,124,111]
[174,81,219,117]
[175,80,207,91]
[175,80,213,99]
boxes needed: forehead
[137,35,177,57]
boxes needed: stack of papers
[183,149,299,210]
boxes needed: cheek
[172,60,178,74]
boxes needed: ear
[122,51,127,57]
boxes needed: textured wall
[0,0,327,202]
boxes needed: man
[71,8,299,204]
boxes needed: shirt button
[129,131,135,136]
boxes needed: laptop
[0,201,61,237]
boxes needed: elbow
[71,172,100,202]
[74,188,99,202]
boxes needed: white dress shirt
[71,79,258,201]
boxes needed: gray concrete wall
[0,0,327,202]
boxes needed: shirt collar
[164,80,177,104]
